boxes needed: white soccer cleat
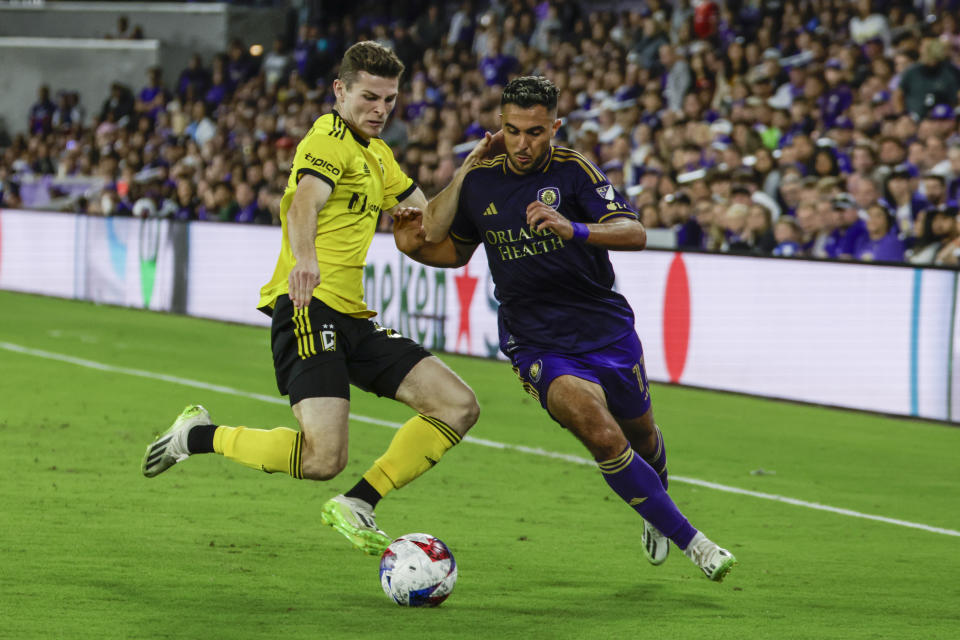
[642,520,669,565]
[683,531,736,582]
[141,404,210,478]
[320,494,391,556]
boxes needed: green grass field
[1,290,958,640]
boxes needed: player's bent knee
[300,449,347,481]
[427,382,480,434]
[579,425,629,461]
[458,392,480,431]
[444,388,480,435]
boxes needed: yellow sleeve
[291,126,352,191]
[380,145,416,209]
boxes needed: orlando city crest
[537,187,560,209]
[529,359,543,383]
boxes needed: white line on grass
[3,340,958,538]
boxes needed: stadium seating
[3,0,960,265]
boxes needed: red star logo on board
[454,262,478,351]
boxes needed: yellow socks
[362,414,461,497]
[209,414,460,488]
[213,426,303,478]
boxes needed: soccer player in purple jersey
[392,76,736,582]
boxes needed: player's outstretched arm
[287,174,333,308]
[526,201,647,250]
[393,207,477,268]
[421,131,500,242]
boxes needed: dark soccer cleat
[141,404,210,478]
[642,520,670,565]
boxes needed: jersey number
[632,361,649,400]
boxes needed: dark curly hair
[501,76,559,111]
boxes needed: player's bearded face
[335,71,399,139]
[501,104,561,174]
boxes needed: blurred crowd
[3,0,960,266]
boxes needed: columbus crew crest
[537,187,561,209]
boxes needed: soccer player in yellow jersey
[142,41,494,556]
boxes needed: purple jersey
[450,146,638,355]
[853,229,905,262]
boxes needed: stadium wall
[0,2,286,132]
[1,209,957,423]
[0,2,286,74]
[0,37,162,140]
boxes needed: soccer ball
[379,533,457,607]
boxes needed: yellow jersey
[257,110,416,317]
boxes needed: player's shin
[638,423,668,490]
[211,425,304,478]
[598,445,697,549]
[358,414,461,502]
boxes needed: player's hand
[392,206,427,254]
[288,261,321,309]
[526,201,573,239]
[485,129,506,157]
[464,130,505,167]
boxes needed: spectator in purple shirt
[478,33,517,87]
[772,216,802,257]
[233,182,261,223]
[171,178,199,221]
[226,38,257,87]
[177,54,210,102]
[831,193,869,258]
[855,201,905,262]
[819,59,853,129]
[136,67,169,121]
[51,91,83,132]
[204,67,231,109]
[664,191,703,248]
[292,23,316,77]
[28,85,56,135]
[100,82,135,124]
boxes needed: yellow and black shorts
[270,294,432,405]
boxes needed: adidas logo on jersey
[483,202,498,216]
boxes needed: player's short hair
[501,76,559,111]
[339,41,404,88]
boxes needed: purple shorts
[510,331,652,421]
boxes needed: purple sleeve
[575,168,638,223]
